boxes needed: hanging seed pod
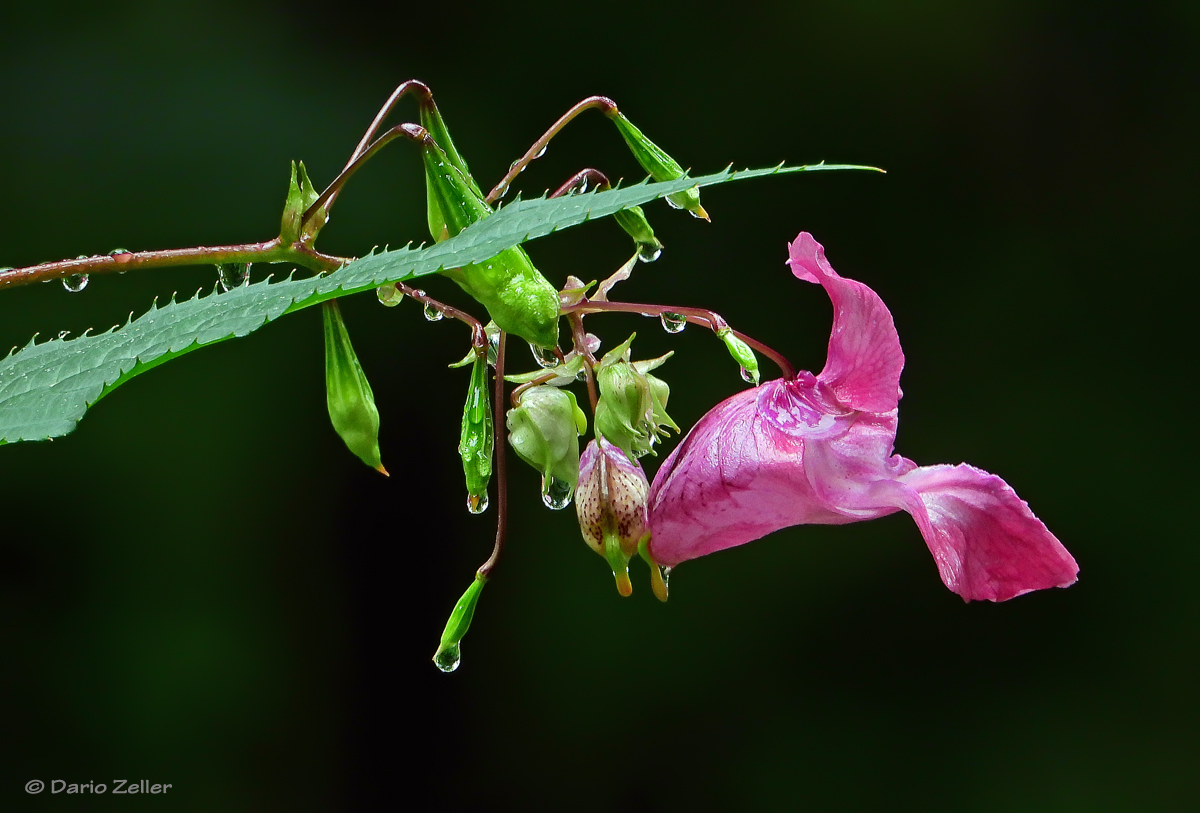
[459,352,494,514]
[322,300,386,474]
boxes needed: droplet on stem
[62,274,88,293]
[216,262,249,292]
[423,302,444,322]
[659,312,687,333]
[376,283,405,307]
[529,342,559,368]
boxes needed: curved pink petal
[787,232,903,413]
[647,380,892,567]
[877,464,1079,601]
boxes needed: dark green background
[2,1,1195,810]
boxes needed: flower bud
[432,575,486,673]
[613,205,663,263]
[609,112,708,220]
[459,353,494,513]
[575,438,650,596]
[280,161,321,245]
[322,300,385,474]
[716,327,760,385]
[506,386,587,507]
[593,335,677,460]
[421,136,560,349]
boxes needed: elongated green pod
[322,300,385,474]
[432,575,486,673]
[613,205,663,262]
[420,138,560,349]
[610,112,707,219]
[459,352,494,513]
[716,327,760,385]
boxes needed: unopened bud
[432,575,486,673]
[459,353,494,512]
[610,112,708,220]
[322,300,385,474]
[593,335,677,460]
[507,386,587,503]
[613,205,663,263]
[575,438,650,596]
[280,161,322,245]
[716,327,760,385]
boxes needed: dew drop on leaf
[530,343,558,368]
[376,283,404,307]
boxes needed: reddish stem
[477,332,508,580]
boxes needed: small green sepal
[281,161,323,245]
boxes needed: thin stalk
[485,96,618,204]
[568,312,600,410]
[477,331,508,579]
[0,239,347,290]
[391,280,484,342]
[563,299,797,380]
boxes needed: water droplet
[376,283,404,307]
[740,366,755,383]
[530,343,558,368]
[534,145,547,159]
[541,475,573,510]
[467,493,489,514]
[62,273,88,293]
[571,178,589,194]
[665,197,683,210]
[432,642,462,673]
[509,159,525,174]
[637,243,662,263]
[663,566,673,590]
[424,302,444,321]
[660,312,687,333]
[216,262,249,291]
[108,248,130,256]
[494,181,509,199]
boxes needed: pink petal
[880,464,1079,602]
[787,233,904,413]
[647,381,872,567]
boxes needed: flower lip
[757,372,856,440]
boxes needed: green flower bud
[613,205,663,263]
[322,300,385,474]
[610,112,708,220]
[507,386,587,508]
[716,327,760,385]
[593,335,678,460]
[419,95,485,243]
[280,161,321,245]
[421,138,560,349]
[432,575,486,673]
[459,353,494,513]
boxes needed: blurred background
[1,0,1196,809]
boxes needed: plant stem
[0,239,348,290]
[563,299,798,380]
[392,280,484,342]
[568,312,600,410]
[485,96,618,204]
[477,331,508,580]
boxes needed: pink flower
[646,233,1078,602]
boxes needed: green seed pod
[613,205,663,263]
[459,353,494,513]
[610,112,708,220]
[420,138,560,349]
[506,386,587,505]
[322,300,385,474]
[432,575,486,673]
[716,327,761,385]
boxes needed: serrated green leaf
[0,162,878,443]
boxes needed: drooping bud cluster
[592,334,678,461]
[575,438,650,596]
